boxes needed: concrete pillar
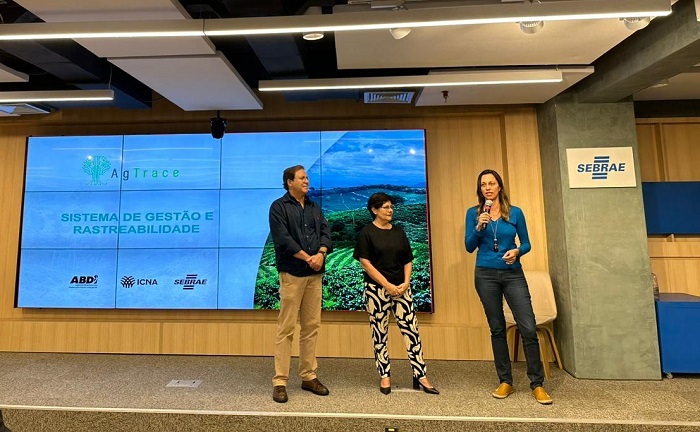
[537,94,660,379]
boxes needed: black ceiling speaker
[210,110,228,139]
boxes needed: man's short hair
[282,165,305,191]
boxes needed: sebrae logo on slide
[174,274,208,290]
[576,155,626,180]
[83,155,111,186]
[69,275,99,289]
[120,276,158,288]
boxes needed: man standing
[269,165,332,403]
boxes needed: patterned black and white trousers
[363,282,427,379]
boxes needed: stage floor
[0,352,698,429]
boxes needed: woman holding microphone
[465,169,552,404]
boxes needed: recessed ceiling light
[302,31,324,40]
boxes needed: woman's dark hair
[367,192,392,218]
[282,165,305,190]
[476,169,511,222]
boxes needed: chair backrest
[504,270,557,326]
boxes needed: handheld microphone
[481,199,493,229]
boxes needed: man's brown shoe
[492,383,514,399]
[301,378,330,396]
[532,386,553,404]
[272,385,288,403]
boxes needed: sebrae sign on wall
[567,147,637,189]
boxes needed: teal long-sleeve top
[464,205,531,269]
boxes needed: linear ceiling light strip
[0,90,115,103]
[259,70,564,91]
[0,20,205,41]
[205,0,672,36]
[0,0,671,41]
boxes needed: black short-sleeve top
[353,223,414,285]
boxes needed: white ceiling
[14,0,216,57]
[334,20,635,69]
[110,53,262,111]
[3,0,696,110]
[634,67,700,101]
[416,67,594,106]
[332,12,638,106]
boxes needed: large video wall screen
[17,131,432,311]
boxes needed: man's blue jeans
[474,267,545,389]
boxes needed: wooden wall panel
[638,118,700,298]
[636,124,664,182]
[423,115,504,329]
[648,240,700,297]
[650,257,700,297]
[503,111,548,272]
[660,123,700,181]
[0,132,29,326]
[0,100,546,360]
[0,321,161,353]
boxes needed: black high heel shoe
[380,378,391,395]
[413,377,440,395]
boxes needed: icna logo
[576,156,626,180]
[121,276,136,288]
[174,274,208,290]
[83,155,112,186]
[120,276,158,288]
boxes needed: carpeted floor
[0,352,698,431]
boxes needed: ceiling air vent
[364,91,415,104]
[0,103,52,116]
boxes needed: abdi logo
[576,156,626,180]
[70,275,98,285]
[69,275,99,289]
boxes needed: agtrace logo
[120,276,158,288]
[83,155,111,186]
[110,167,181,181]
[82,154,182,185]
[174,274,207,290]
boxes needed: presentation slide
[17,130,432,311]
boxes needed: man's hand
[307,253,325,271]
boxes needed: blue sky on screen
[319,130,426,188]
[221,132,321,189]
[122,134,221,190]
[18,249,118,308]
[26,135,123,192]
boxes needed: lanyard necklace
[489,217,500,252]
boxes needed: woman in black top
[354,192,439,395]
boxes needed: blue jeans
[474,267,544,389]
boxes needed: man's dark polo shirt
[269,192,332,277]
